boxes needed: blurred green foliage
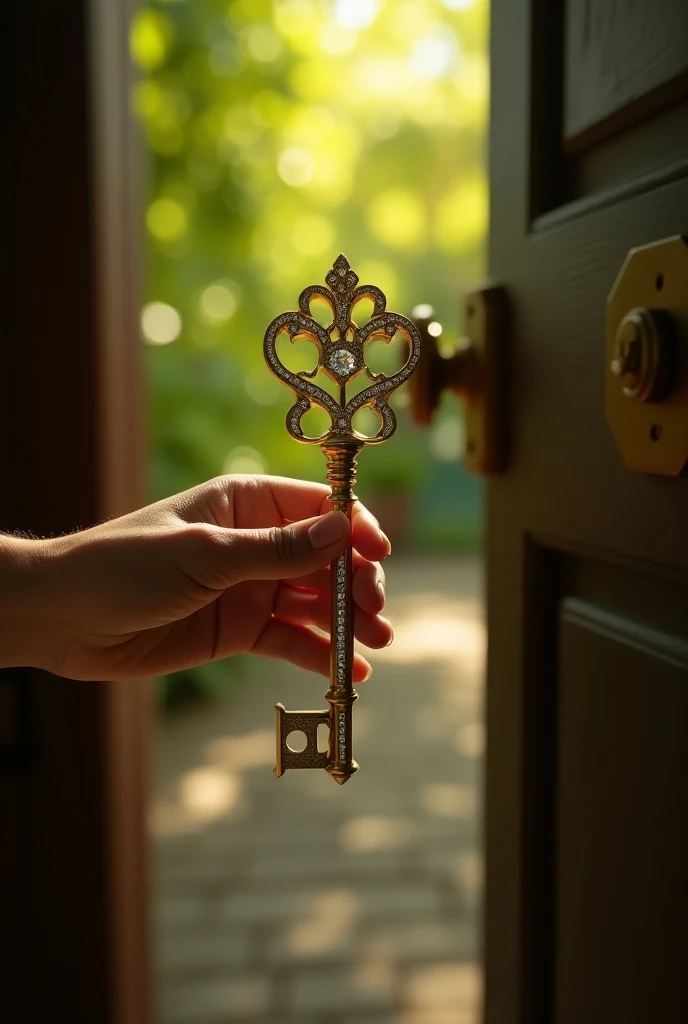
[131,0,487,702]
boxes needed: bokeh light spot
[223,446,268,475]
[197,280,241,324]
[129,10,173,71]
[421,782,476,818]
[409,28,460,80]
[430,416,464,461]
[367,189,426,251]
[243,23,283,63]
[339,814,410,852]
[319,22,357,54]
[146,197,188,242]
[178,767,241,821]
[278,146,316,187]
[140,302,182,345]
[334,0,380,30]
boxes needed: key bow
[263,254,422,444]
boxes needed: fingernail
[381,531,392,554]
[361,664,373,682]
[308,512,348,550]
[377,578,386,605]
[383,618,394,647]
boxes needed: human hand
[1,475,391,681]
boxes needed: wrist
[0,536,58,670]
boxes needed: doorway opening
[133,1,488,1019]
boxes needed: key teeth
[274,703,330,776]
[274,704,359,780]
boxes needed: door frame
[2,1,149,1020]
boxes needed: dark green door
[485,2,688,1022]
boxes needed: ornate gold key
[263,255,421,783]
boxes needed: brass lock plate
[463,283,508,475]
[606,236,688,475]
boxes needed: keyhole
[286,730,307,753]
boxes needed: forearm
[0,536,56,669]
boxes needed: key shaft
[323,438,363,783]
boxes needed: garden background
[130,0,487,701]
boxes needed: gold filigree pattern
[263,254,422,444]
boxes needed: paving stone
[156,852,246,886]
[245,847,409,881]
[158,974,271,1020]
[364,919,477,962]
[288,965,396,1015]
[393,1010,476,1024]
[266,915,475,967]
[401,960,481,1012]
[340,1018,392,1024]
[220,883,439,927]
[157,931,250,974]
[197,825,338,854]
[156,897,205,929]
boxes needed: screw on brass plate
[609,307,675,404]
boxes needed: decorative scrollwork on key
[263,254,422,444]
[264,255,421,784]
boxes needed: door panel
[565,0,688,143]
[485,2,688,1022]
[556,600,688,1023]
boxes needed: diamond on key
[329,348,356,375]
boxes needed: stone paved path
[153,555,484,1024]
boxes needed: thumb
[203,511,350,585]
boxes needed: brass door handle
[606,236,688,476]
[409,283,509,475]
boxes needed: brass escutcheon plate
[606,236,688,475]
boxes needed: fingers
[253,618,373,683]
[197,476,391,561]
[351,504,391,562]
[293,557,386,616]
[197,512,351,587]
[234,475,331,527]
[273,584,393,649]
[353,558,386,615]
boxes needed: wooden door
[485,3,688,1023]
[1,2,149,1021]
